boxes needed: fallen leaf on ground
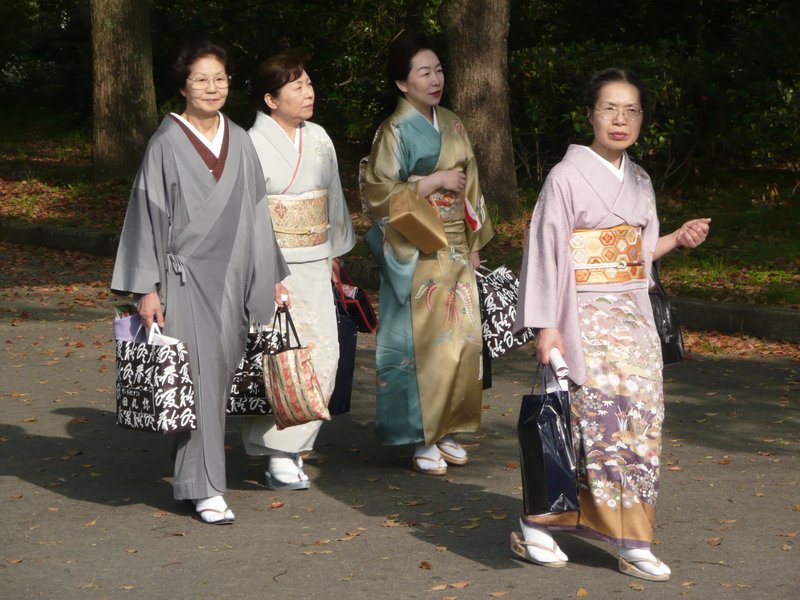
[576,588,589,597]
[270,501,284,509]
[430,584,447,591]
[84,518,97,527]
[705,537,722,546]
[419,560,432,569]
[450,580,471,589]
[489,593,509,598]
[629,582,646,591]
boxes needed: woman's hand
[471,251,481,269]
[416,169,466,197]
[138,292,164,329]
[675,217,711,249]
[654,217,711,259]
[274,282,290,310]
[535,328,564,365]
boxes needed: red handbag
[334,266,378,334]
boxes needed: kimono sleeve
[245,149,290,325]
[110,141,168,296]
[515,168,575,331]
[323,130,356,258]
[458,122,494,252]
[364,121,417,220]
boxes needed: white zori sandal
[194,495,235,525]
[510,518,568,567]
[436,435,468,465]
[618,548,671,582]
[412,443,447,476]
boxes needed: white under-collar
[266,115,302,151]
[171,112,225,157]
[581,145,625,181]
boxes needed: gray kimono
[111,114,288,500]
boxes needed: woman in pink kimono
[514,68,710,581]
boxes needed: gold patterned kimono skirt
[409,196,484,445]
[524,226,664,549]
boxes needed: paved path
[1,244,798,599]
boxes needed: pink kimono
[516,144,664,549]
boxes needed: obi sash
[268,189,329,248]
[569,225,645,284]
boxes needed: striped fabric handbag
[263,308,330,430]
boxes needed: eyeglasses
[186,75,231,90]
[594,105,643,121]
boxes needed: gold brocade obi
[267,190,329,248]
[569,225,645,284]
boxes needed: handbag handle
[529,363,560,395]
[271,307,302,350]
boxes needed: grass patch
[1,112,797,307]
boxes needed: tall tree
[439,0,518,219]
[91,0,157,173]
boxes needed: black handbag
[329,286,358,415]
[475,265,535,359]
[226,328,283,416]
[649,261,684,365]
[518,367,578,515]
[115,326,197,433]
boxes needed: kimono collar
[581,146,625,181]
[563,144,647,222]
[170,112,226,157]
[395,97,439,133]
[251,111,301,168]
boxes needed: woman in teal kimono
[364,32,494,475]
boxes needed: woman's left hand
[471,251,481,269]
[675,218,711,249]
[275,282,290,310]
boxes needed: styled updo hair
[169,37,232,92]
[250,51,306,114]
[386,31,437,95]
[585,67,650,126]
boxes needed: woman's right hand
[138,292,164,329]
[416,169,466,197]
[535,327,564,365]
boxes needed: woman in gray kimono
[243,52,355,490]
[514,68,710,580]
[112,38,289,524]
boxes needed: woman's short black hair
[169,37,232,92]
[386,31,437,95]
[585,67,650,124]
[249,51,306,114]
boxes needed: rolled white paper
[549,347,569,379]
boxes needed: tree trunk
[90,0,157,174]
[439,0,518,220]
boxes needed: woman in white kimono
[364,33,494,475]
[243,52,355,490]
[112,39,289,524]
[514,68,710,580]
